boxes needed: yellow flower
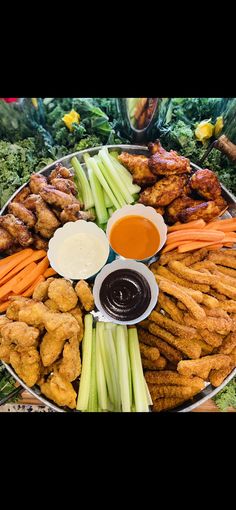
[195,119,214,143]
[62,110,80,132]
[31,98,38,109]
[214,116,224,137]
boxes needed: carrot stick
[161,241,190,253]
[167,230,225,243]
[204,218,236,230]
[14,256,49,294]
[221,235,236,242]
[21,275,45,297]
[44,267,57,278]
[0,250,47,286]
[223,243,234,247]
[178,240,226,253]
[0,262,37,300]
[0,248,33,268]
[0,249,35,280]
[204,222,236,232]
[206,244,223,250]
[167,219,206,232]
[0,300,11,313]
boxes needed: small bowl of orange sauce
[106,204,167,263]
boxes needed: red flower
[0,98,18,103]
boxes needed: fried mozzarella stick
[148,384,197,399]
[152,397,189,412]
[137,328,183,364]
[212,265,236,278]
[145,370,205,389]
[201,294,219,308]
[201,307,229,319]
[209,362,235,387]
[208,290,227,301]
[149,310,199,340]
[180,248,208,267]
[208,252,236,269]
[212,280,236,300]
[198,329,223,348]
[217,332,236,354]
[221,301,236,313]
[139,342,160,361]
[194,338,214,355]
[184,314,232,336]
[155,276,206,321]
[177,354,231,380]
[155,265,210,293]
[158,291,184,323]
[148,322,201,359]
[159,251,188,266]
[168,260,217,285]
[141,356,167,370]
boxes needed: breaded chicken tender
[148,322,201,359]
[137,328,183,364]
[209,362,235,387]
[1,322,39,348]
[10,346,41,387]
[177,354,231,380]
[18,302,48,328]
[139,342,160,361]
[59,335,81,382]
[184,314,232,336]
[155,276,206,321]
[118,153,156,186]
[217,332,236,354]
[139,174,188,208]
[75,280,94,311]
[40,314,79,366]
[148,384,200,400]
[44,299,60,312]
[152,397,188,412]
[141,356,167,370]
[157,291,184,324]
[145,370,205,388]
[48,279,78,312]
[198,329,223,348]
[39,371,77,409]
[149,310,199,340]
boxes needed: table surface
[0,389,235,412]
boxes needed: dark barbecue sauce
[99,269,151,321]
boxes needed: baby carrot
[167,219,206,232]
[0,249,34,280]
[0,262,37,300]
[14,256,49,294]
[206,244,224,251]
[0,248,33,268]
[0,250,47,286]
[44,267,57,278]
[178,240,226,253]
[161,241,189,253]
[167,230,225,243]
[21,275,45,297]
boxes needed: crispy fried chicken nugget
[158,291,184,324]
[39,371,77,409]
[149,310,199,340]
[75,280,94,311]
[59,335,81,382]
[69,307,84,342]
[137,328,183,364]
[177,354,231,380]
[208,252,236,269]
[184,314,232,336]
[152,397,189,412]
[168,260,216,285]
[6,296,33,321]
[209,362,235,387]
[48,279,78,312]
[145,370,205,388]
[155,265,209,293]
[148,384,197,399]
[139,342,160,361]
[40,313,79,367]
[44,299,60,312]
[217,332,236,354]
[1,322,40,348]
[148,322,201,359]
[155,276,206,321]
[33,277,55,302]
[141,356,167,370]
[10,346,41,387]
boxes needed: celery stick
[128,328,149,412]
[71,157,94,210]
[87,165,108,224]
[104,329,121,411]
[125,327,133,406]
[87,329,98,412]
[132,193,139,202]
[85,156,120,209]
[98,322,116,405]
[103,189,113,208]
[108,207,115,217]
[109,151,119,159]
[96,156,126,208]
[76,314,93,411]
[116,325,131,412]
[110,155,141,195]
[99,148,134,204]
[88,207,96,219]
[144,376,153,407]
[96,322,108,410]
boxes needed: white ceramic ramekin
[47,220,110,280]
[93,258,159,325]
[106,203,167,263]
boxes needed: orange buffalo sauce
[109,215,160,259]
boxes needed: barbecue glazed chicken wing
[190,169,222,200]
[148,140,191,176]
[166,196,204,224]
[118,153,156,186]
[179,196,228,223]
[139,175,188,207]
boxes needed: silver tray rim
[1,144,235,413]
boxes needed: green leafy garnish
[213,378,236,412]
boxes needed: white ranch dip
[57,233,108,279]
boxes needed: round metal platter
[1,144,235,412]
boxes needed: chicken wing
[139,174,188,207]
[48,279,78,312]
[8,202,36,228]
[29,173,48,194]
[40,185,78,209]
[49,164,74,182]
[75,280,94,311]
[0,214,33,247]
[50,178,77,196]
[148,140,191,176]
[60,204,95,224]
[190,168,221,200]
[24,195,60,239]
[0,227,14,252]
[118,153,156,186]
[179,197,227,223]
[39,371,77,409]
[32,234,48,251]
[59,335,81,382]
[166,196,204,224]
[14,186,31,203]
